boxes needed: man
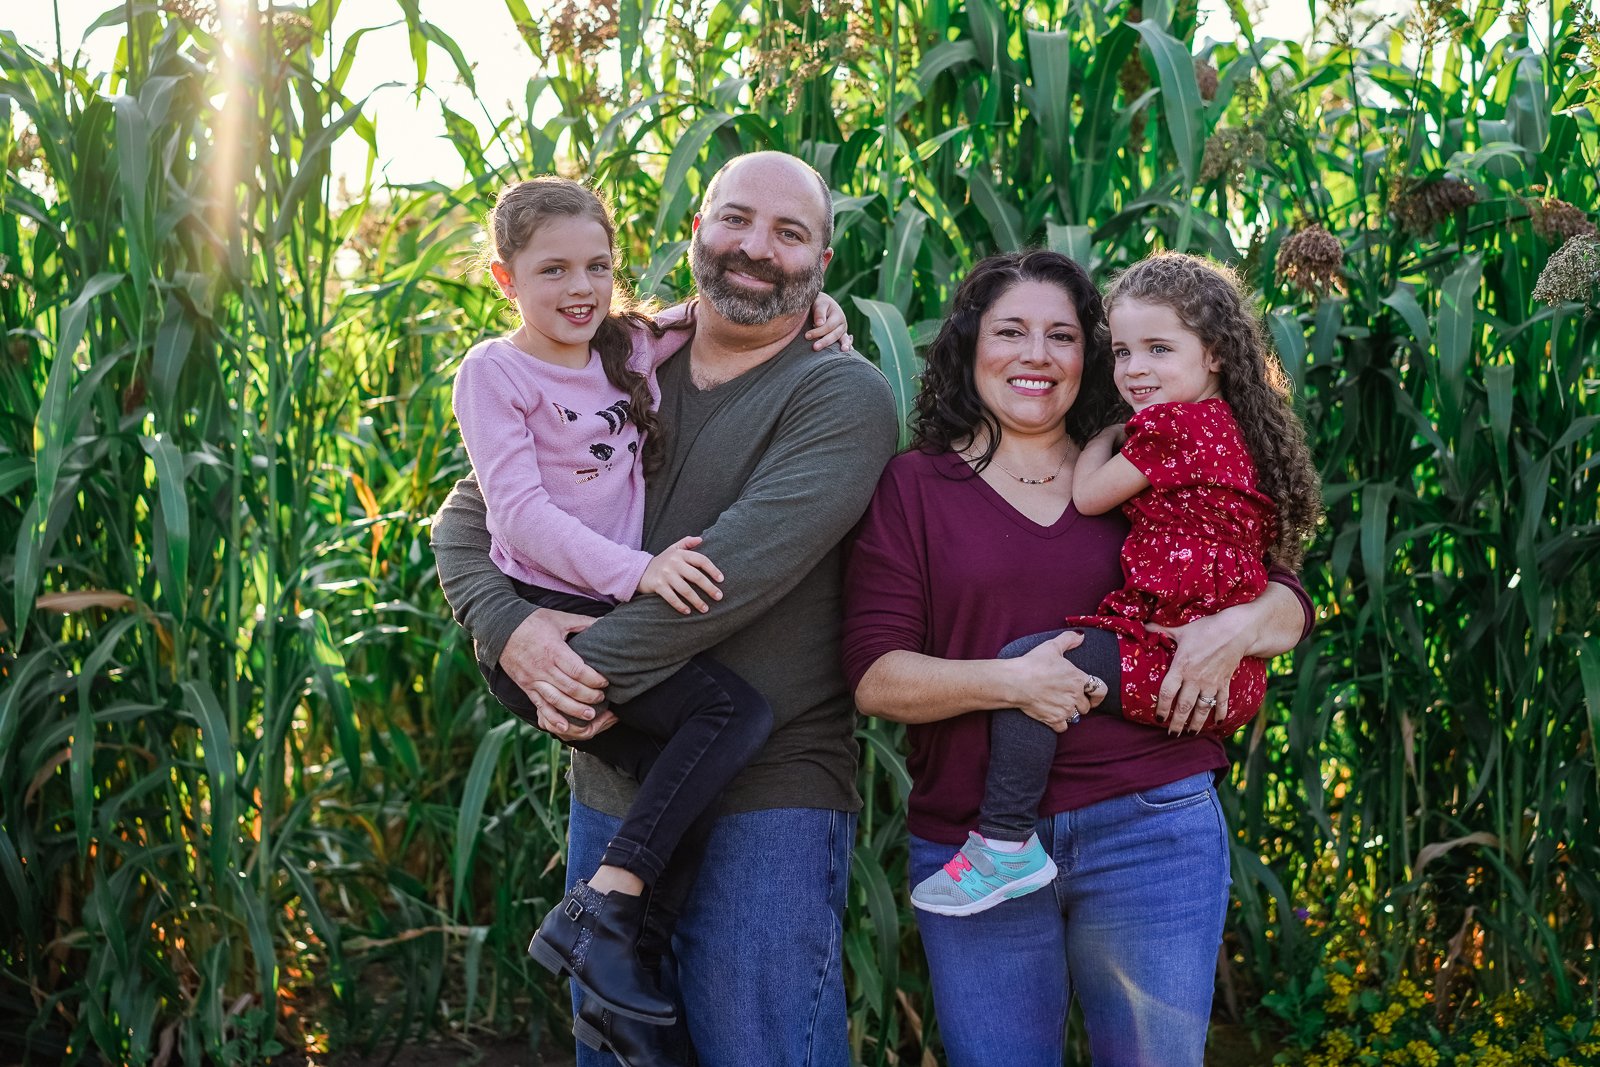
[431,151,898,1066]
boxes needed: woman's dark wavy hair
[910,250,1124,472]
[484,177,682,473]
[1105,252,1322,568]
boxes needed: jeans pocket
[1133,771,1215,812]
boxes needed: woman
[841,250,1311,1066]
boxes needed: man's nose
[738,227,774,260]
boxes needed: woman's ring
[1197,695,1218,707]
[1084,677,1102,697]
[1067,712,1082,725]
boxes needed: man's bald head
[700,151,834,249]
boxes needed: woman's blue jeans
[911,770,1232,1067]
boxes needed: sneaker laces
[941,852,974,881]
[944,836,999,881]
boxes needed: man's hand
[502,608,614,737]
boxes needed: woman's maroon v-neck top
[842,448,1311,846]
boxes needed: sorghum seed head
[1533,235,1600,308]
[1524,197,1597,244]
[1276,224,1345,297]
[1391,176,1479,235]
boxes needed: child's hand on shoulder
[638,536,724,615]
[805,293,853,352]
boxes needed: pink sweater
[451,311,692,603]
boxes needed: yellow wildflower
[1406,1040,1440,1066]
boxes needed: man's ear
[691,213,702,233]
[821,247,834,270]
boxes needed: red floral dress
[1064,397,1277,735]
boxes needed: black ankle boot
[573,996,694,1067]
[528,881,676,1024]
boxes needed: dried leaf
[1414,832,1500,881]
[36,590,137,613]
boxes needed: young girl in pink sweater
[451,177,848,1040]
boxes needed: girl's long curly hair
[911,250,1123,471]
[1105,252,1322,568]
[485,177,678,473]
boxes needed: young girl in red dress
[912,252,1321,916]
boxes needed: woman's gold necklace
[989,450,1070,485]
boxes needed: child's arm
[805,293,852,351]
[452,355,654,601]
[1073,424,1148,515]
[637,535,724,616]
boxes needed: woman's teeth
[1010,377,1054,390]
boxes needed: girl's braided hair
[1106,252,1322,568]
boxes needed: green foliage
[1,0,1597,1063]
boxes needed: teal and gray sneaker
[910,832,1057,916]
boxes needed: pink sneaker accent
[942,852,974,881]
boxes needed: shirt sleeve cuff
[473,598,539,668]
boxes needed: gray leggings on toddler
[978,627,1124,842]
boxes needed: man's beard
[690,236,825,326]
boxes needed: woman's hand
[806,293,853,351]
[1146,582,1308,734]
[1145,611,1251,734]
[1003,631,1108,732]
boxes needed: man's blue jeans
[566,799,854,1067]
[911,771,1232,1067]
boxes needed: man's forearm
[430,475,536,664]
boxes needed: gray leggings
[978,627,1124,842]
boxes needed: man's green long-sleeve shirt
[431,334,898,818]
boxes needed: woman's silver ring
[1084,677,1102,697]
[1197,695,1219,707]
[1067,712,1082,725]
